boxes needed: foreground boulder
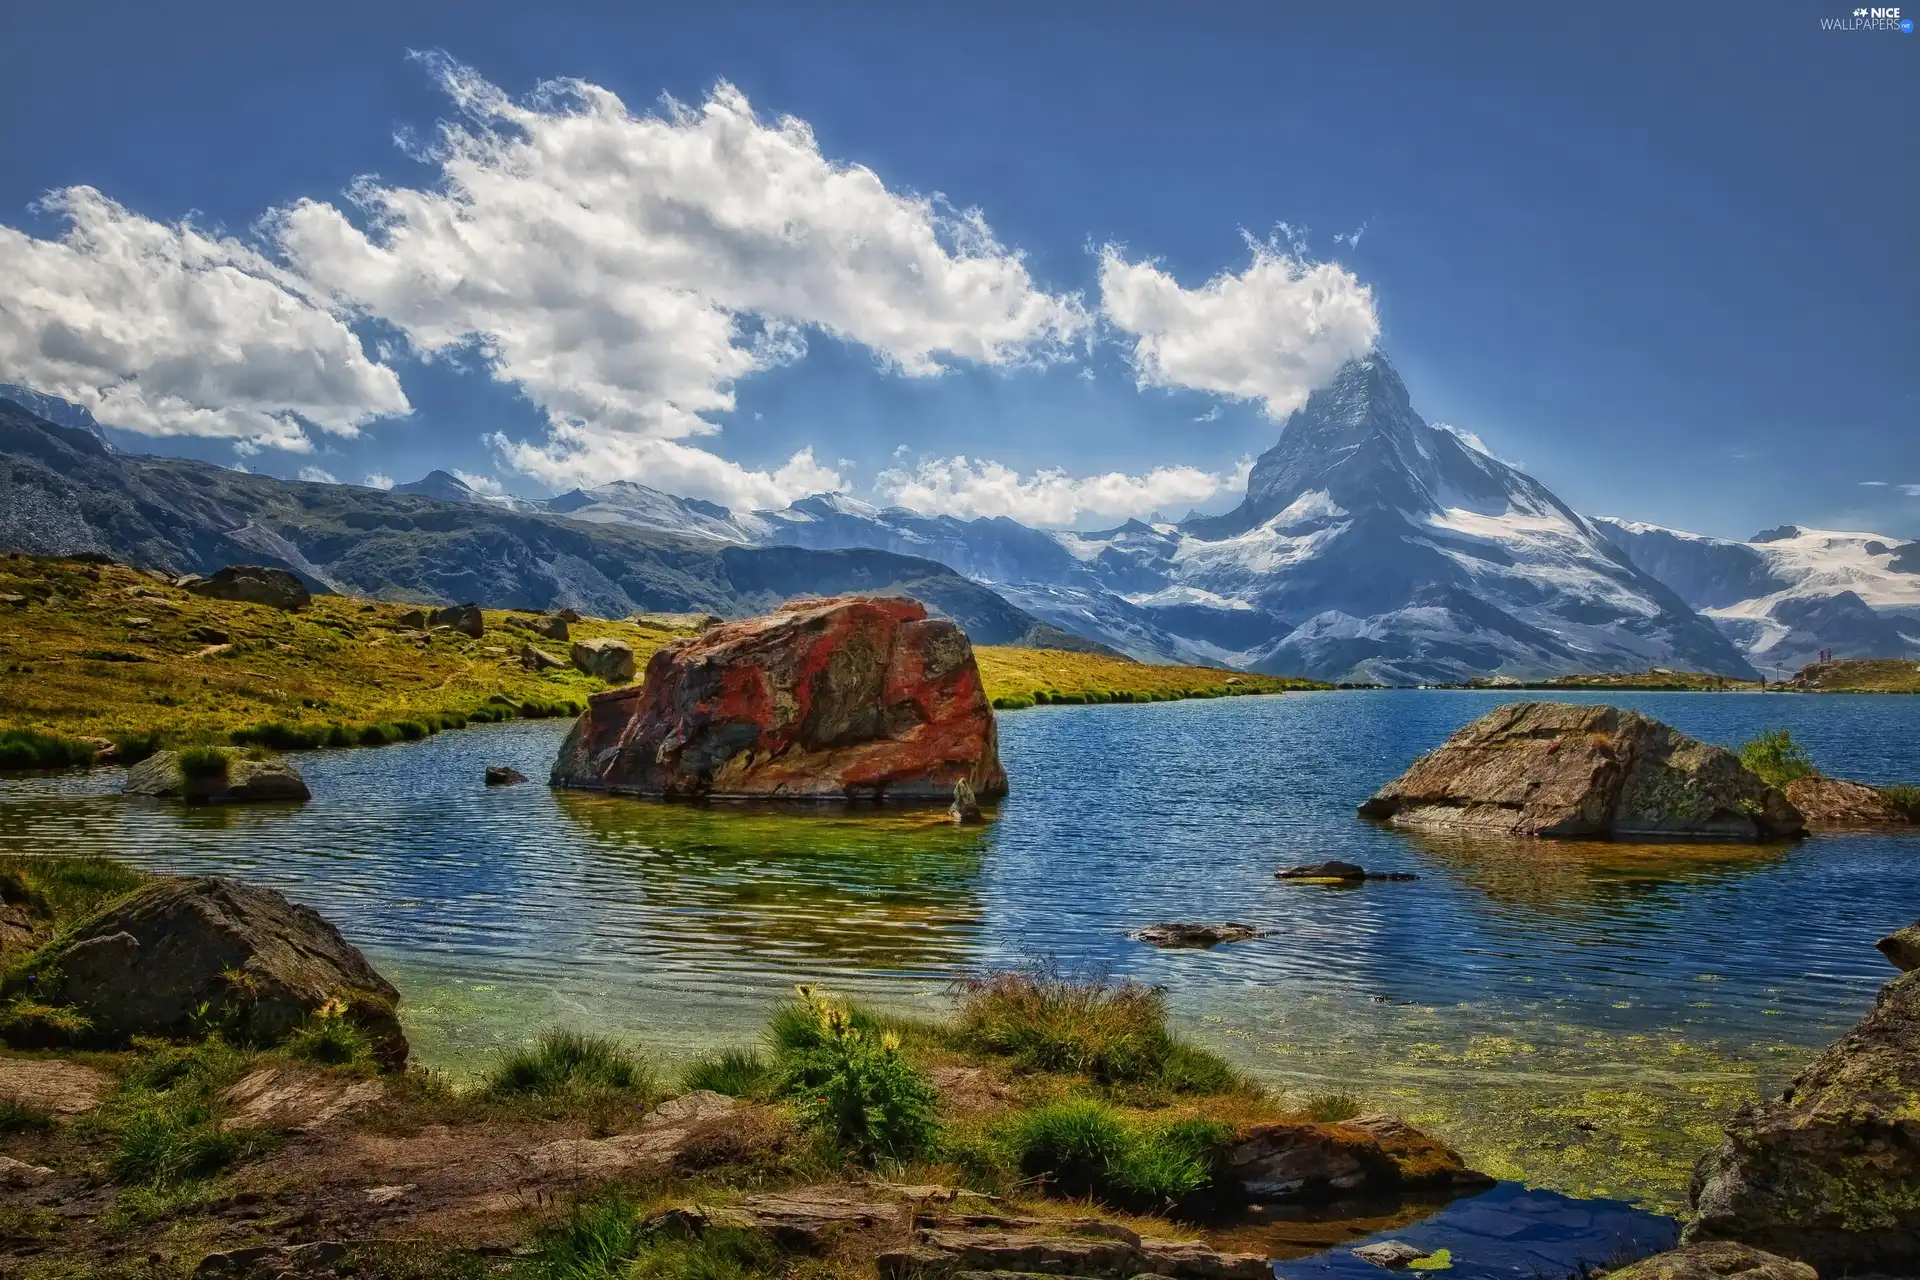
[1222,1112,1493,1201]
[1784,775,1915,829]
[571,637,636,683]
[1601,1242,1815,1280]
[1684,969,1919,1273]
[0,877,407,1068]
[181,565,310,610]
[124,750,310,804]
[552,596,1007,803]
[429,602,484,638]
[1359,702,1804,841]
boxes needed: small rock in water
[1279,859,1366,880]
[1352,1241,1432,1270]
[1131,922,1265,948]
[485,766,528,787]
[1879,920,1920,972]
[949,778,983,824]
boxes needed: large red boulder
[550,596,1008,803]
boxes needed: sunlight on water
[2,690,1914,1212]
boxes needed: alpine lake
[4,689,1916,1276]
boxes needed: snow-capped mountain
[516,354,1755,683]
[1595,519,1920,672]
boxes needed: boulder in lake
[571,637,636,683]
[124,750,310,804]
[1684,969,1919,1274]
[484,765,527,786]
[949,778,984,824]
[1277,861,1419,883]
[428,602,483,638]
[552,596,1007,803]
[1784,775,1915,829]
[1222,1112,1493,1202]
[1132,922,1265,948]
[1879,921,1920,972]
[1599,1242,1815,1280]
[0,877,407,1068]
[182,565,311,611]
[1359,702,1805,841]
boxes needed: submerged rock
[124,750,310,804]
[1684,969,1919,1274]
[552,596,1007,803]
[1277,860,1420,882]
[1,876,407,1068]
[571,637,636,683]
[1359,702,1804,841]
[484,765,527,786]
[1351,1240,1433,1270]
[1879,920,1920,972]
[1131,922,1266,949]
[1601,1242,1815,1280]
[1784,775,1915,829]
[1222,1112,1493,1202]
[181,564,310,611]
[949,778,984,824]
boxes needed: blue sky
[1,0,1913,538]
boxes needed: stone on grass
[553,596,1006,803]
[520,644,564,672]
[428,603,483,638]
[181,565,310,611]
[124,750,310,805]
[1359,702,1804,841]
[507,614,570,642]
[1,876,407,1069]
[571,637,636,683]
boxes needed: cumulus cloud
[874,454,1246,527]
[452,468,506,496]
[272,56,1086,499]
[364,472,394,489]
[0,187,409,453]
[297,466,338,483]
[1097,231,1378,419]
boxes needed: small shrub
[486,1029,654,1097]
[1739,729,1816,789]
[1000,1098,1232,1211]
[771,984,939,1163]
[1877,783,1920,820]
[0,728,98,771]
[285,997,373,1066]
[175,744,232,779]
[1301,1091,1363,1122]
[358,723,395,746]
[325,723,357,748]
[393,720,428,741]
[111,730,165,764]
[681,1048,772,1098]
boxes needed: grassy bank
[1462,669,1762,692]
[1785,657,1920,693]
[0,554,1316,763]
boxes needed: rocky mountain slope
[1595,519,1920,673]
[0,397,1091,649]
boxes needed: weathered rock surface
[484,765,527,786]
[1359,702,1805,841]
[0,1055,113,1113]
[532,1091,779,1178]
[1684,969,1919,1274]
[553,596,1007,803]
[655,1183,910,1247]
[507,614,570,642]
[1222,1112,1493,1201]
[1131,922,1266,948]
[0,1156,55,1187]
[633,610,723,632]
[1601,1242,1815,1280]
[571,637,636,682]
[2,877,407,1067]
[880,1222,1269,1280]
[123,750,311,804]
[221,1065,387,1132]
[429,603,483,638]
[1879,920,1920,972]
[520,644,564,671]
[1351,1240,1433,1269]
[181,565,311,610]
[1784,775,1915,829]
[949,778,983,824]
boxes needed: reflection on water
[1,690,1915,1212]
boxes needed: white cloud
[1861,480,1889,487]
[0,187,409,453]
[452,468,506,496]
[874,454,1244,527]
[1097,231,1378,419]
[1333,221,1370,248]
[273,56,1086,500]
[1194,405,1222,423]
[297,466,339,483]
[364,472,394,490]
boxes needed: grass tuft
[485,1028,655,1098]
[175,744,233,779]
[680,1047,773,1098]
[0,727,98,771]
[998,1097,1234,1211]
[1738,728,1816,789]
[1300,1091,1363,1122]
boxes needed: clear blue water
[2,689,1915,1222]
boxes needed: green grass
[952,969,1241,1094]
[681,1048,773,1098]
[518,1196,780,1280]
[0,853,144,931]
[1739,728,1817,789]
[770,985,939,1163]
[485,1029,655,1098]
[1301,1091,1363,1122]
[0,727,99,770]
[284,1001,376,1067]
[87,1036,267,1192]
[1877,783,1920,820]
[997,1097,1235,1212]
[175,743,232,778]
[0,1096,54,1131]
[973,646,1324,706]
